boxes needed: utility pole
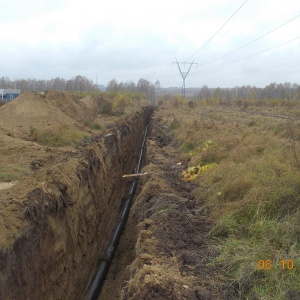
[173,58,197,98]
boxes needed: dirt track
[99,110,222,299]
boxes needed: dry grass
[159,99,300,299]
[98,92,151,116]
[30,125,90,147]
[0,164,31,182]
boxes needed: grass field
[160,99,300,299]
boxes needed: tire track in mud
[99,112,221,300]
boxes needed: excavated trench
[0,107,153,300]
[99,113,216,300]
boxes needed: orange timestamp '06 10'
[258,260,297,270]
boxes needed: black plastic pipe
[87,123,150,300]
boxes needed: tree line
[0,76,160,102]
[195,82,300,104]
[106,78,160,103]
[4,76,298,105]
[0,75,99,92]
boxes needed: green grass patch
[83,120,103,130]
[210,218,300,299]
[180,141,196,152]
[30,125,90,147]
[0,164,31,182]
[156,208,171,216]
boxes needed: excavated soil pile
[0,91,94,139]
[0,91,153,300]
[0,91,105,182]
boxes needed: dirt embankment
[0,91,94,139]
[0,91,103,185]
[0,92,153,300]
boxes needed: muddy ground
[100,110,226,299]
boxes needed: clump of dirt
[119,114,225,299]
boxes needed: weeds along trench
[150,102,300,300]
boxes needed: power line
[200,14,300,66]
[205,36,300,68]
[187,0,248,60]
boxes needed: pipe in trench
[87,123,150,300]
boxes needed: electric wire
[187,0,248,60]
[205,36,300,68]
[200,14,300,66]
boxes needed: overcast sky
[1,0,300,88]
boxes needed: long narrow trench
[98,196,139,300]
[97,112,218,299]
[96,120,153,300]
[85,122,150,300]
[97,131,149,299]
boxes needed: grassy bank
[159,99,300,299]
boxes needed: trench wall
[0,106,153,300]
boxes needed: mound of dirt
[0,91,95,140]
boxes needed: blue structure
[97,84,106,92]
[0,89,21,101]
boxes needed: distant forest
[194,82,300,103]
[1,76,300,103]
[161,83,300,104]
[0,75,99,92]
[0,76,159,102]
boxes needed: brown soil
[0,91,92,138]
[0,91,153,300]
[99,111,225,299]
[0,92,91,181]
[0,91,103,250]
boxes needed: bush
[101,100,113,114]
[112,94,130,115]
